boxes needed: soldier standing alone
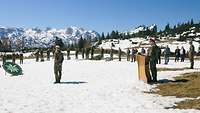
[188,41,195,69]
[54,45,64,83]
[147,38,158,82]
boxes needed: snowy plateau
[0,54,200,113]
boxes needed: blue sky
[0,0,199,33]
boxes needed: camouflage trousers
[189,58,194,69]
[54,64,62,83]
[150,61,157,82]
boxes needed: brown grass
[150,72,200,110]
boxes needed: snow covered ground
[0,56,200,113]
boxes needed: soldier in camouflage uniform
[147,38,158,82]
[35,49,39,62]
[82,48,85,59]
[188,41,195,69]
[100,47,104,59]
[54,45,64,83]
[67,48,70,60]
[47,49,50,61]
[110,47,113,60]
[127,48,130,61]
[2,53,6,64]
[91,46,94,60]
[40,49,44,62]
[12,53,16,64]
[19,52,23,64]
[118,47,122,61]
[75,48,79,59]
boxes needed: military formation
[0,39,197,84]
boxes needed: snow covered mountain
[127,24,157,34]
[0,26,100,48]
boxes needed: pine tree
[191,19,194,25]
[106,33,110,39]
[101,32,105,40]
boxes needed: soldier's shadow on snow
[59,81,88,84]
[157,79,189,84]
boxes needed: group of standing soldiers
[1,52,24,65]
[34,49,51,62]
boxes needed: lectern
[136,54,151,83]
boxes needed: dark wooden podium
[136,54,151,83]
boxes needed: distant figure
[127,48,130,61]
[147,38,158,82]
[188,41,195,69]
[110,47,113,60]
[175,46,180,62]
[85,48,90,59]
[141,47,146,54]
[40,49,44,62]
[180,46,186,62]
[47,49,50,61]
[118,47,122,61]
[131,48,138,62]
[91,46,94,60]
[157,46,161,64]
[54,45,64,83]
[12,53,16,64]
[163,45,170,65]
[19,52,24,64]
[2,53,6,64]
[75,48,79,59]
[35,49,39,62]
[82,48,85,59]
[67,48,70,60]
[101,47,104,59]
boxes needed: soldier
[54,45,64,83]
[85,48,90,59]
[82,48,85,59]
[157,46,161,64]
[2,53,6,64]
[118,47,122,61]
[175,46,180,62]
[35,49,39,62]
[188,41,195,69]
[91,46,94,60]
[131,48,138,62]
[110,47,113,60]
[127,48,130,61]
[180,46,186,62]
[67,48,70,60]
[40,49,44,62]
[75,48,79,59]
[100,47,104,59]
[163,45,170,65]
[47,49,50,61]
[19,52,23,64]
[147,38,158,82]
[12,52,16,64]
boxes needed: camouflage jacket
[54,51,64,64]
